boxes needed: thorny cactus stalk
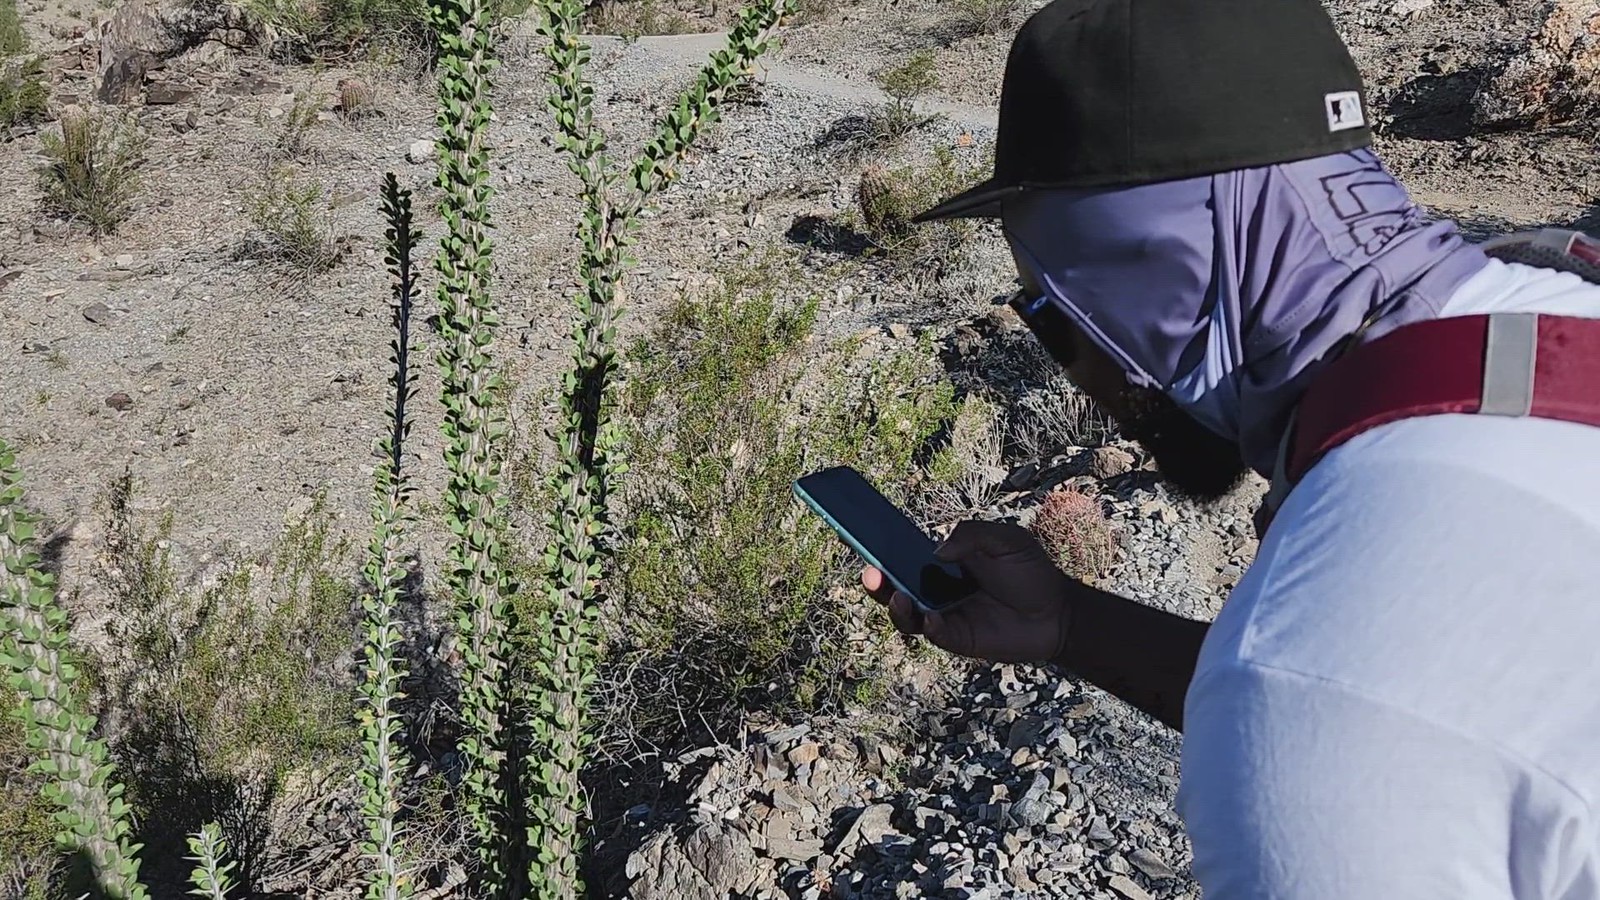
[357,173,423,900]
[186,822,238,900]
[525,0,796,895]
[427,0,517,893]
[0,438,150,900]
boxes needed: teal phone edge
[791,475,938,613]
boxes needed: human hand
[862,519,1075,664]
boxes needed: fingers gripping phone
[793,465,977,613]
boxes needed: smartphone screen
[793,465,977,612]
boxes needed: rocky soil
[1,0,1597,896]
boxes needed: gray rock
[146,82,196,105]
[1005,716,1048,751]
[837,803,896,851]
[770,785,805,813]
[764,835,824,862]
[1128,847,1177,880]
[1107,873,1154,900]
[1008,773,1053,829]
[1088,445,1136,479]
[787,741,821,767]
[766,723,811,744]
[97,51,153,104]
[407,139,436,163]
[683,823,758,893]
[1472,0,1600,128]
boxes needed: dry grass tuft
[37,108,146,235]
[948,0,1024,36]
[242,164,347,273]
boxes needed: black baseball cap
[915,0,1373,222]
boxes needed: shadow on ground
[1380,68,1491,142]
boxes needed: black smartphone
[793,465,977,613]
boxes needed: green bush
[924,393,1004,520]
[0,708,56,898]
[38,109,145,235]
[607,254,958,750]
[0,0,24,56]
[0,56,47,130]
[870,49,939,143]
[95,477,359,778]
[274,86,324,156]
[244,165,346,272]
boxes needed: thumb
[921,610,975,658]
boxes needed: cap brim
[911,178,1021,223]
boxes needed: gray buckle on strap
[1480,313,1540,417]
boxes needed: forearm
[1051,583,1210,732]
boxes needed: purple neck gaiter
[1003,148,1489,477]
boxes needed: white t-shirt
[1178,258,1600,899]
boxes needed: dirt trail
[618,30,1001,129]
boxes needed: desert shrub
[948,0,1023,36]
[247,0,534,61]
[870,49,939,142]
[94,477,359,775]
[37,109,145,235]
[608,255,959,751]
[68,476,358,895]
[243,165,346,271]
[1028,487,1118,581]
[0,708,56,898]
[585,0,697,36]
[274,86,324,156]
[0,0,23,56]
[924,392,1004,521]
[854,144,988,269]
[1009,376,1115,457]
[0,56,47,130]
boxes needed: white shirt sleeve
[1178,660,1598,900]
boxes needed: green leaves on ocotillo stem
[361,174,422,900]
[430,0,519,895]
[515,0,795,896]
[0,437,150,900]
[186,823,237,900]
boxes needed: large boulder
[1472,0,1600,128]
[91,0,255,104]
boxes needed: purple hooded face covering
[1003,148,1488,482]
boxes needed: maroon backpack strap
[1285,313,1600,483]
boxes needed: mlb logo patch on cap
[912,0,1379,221]
[1325,91,1364,132]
